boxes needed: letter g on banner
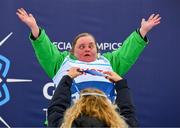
[0,55,10,106]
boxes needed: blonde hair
[61,88,128,128]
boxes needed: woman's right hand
[16,8,39,38]
[67,67,83,79]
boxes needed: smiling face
[72,33,98,62]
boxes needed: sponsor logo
[53,41,122,51]
[0,55,10,106]
[0,32,32,106]
[43,82,55,100]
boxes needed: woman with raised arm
[16,8,161,101]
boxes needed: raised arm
[115,79,138,127]
[104,71,138,127]
[140,14,161,37]
[48,67,82,127]
[16,8,39,38]
[16,8,69,78]
[48,75,73,127]
[103,14,161,76]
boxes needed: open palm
[140,14,161,37]
[16,8,37,29]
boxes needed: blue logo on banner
[0,55,10,106]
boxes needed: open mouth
[84,54,90,57]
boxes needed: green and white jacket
[30,29,147,101]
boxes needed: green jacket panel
[30,29,147,79]
[30,29,69,78]
[103,31,148,76]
